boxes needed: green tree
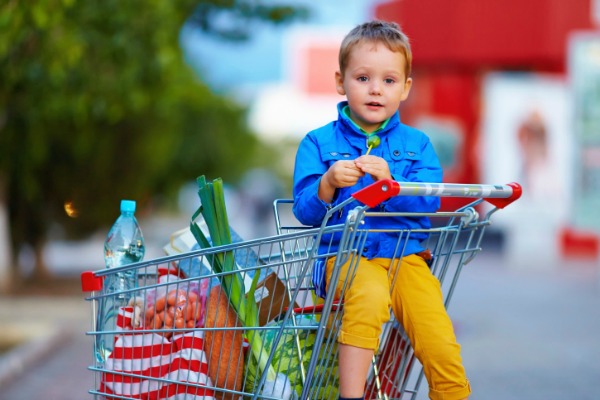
[0,0,306,287]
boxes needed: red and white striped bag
[100,306,215,400]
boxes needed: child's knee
[341,282,390,348]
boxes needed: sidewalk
[0,214,189,400]
[0,279,92,400]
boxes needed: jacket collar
[336,101,401,138]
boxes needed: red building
[376,0,598,256]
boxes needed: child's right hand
[325,160,364,188]
[319,160,364,202]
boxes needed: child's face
[335,40,412,133]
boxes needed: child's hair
[339,20,412,79]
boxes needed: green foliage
[0,0,304,276]
[189,1,308,41]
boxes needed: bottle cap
[120,200,136,213]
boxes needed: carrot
[204,285,245,400]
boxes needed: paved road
[445,253,600,400]
[0,294,93,400]
[1,249,599,400]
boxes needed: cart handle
[352,179,522,209]
[81,270,103,292]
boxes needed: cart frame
[82,179,521,400]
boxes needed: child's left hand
[354,155,392,181]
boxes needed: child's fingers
[355,155,385,165]
[355,159,391,181]
[340,160,362,170]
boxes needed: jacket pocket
[320,147,359,166]
[390,147,422,178]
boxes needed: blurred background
[1,0,600,399]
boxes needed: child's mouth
[367,102,383,107]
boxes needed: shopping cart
[81,179,521,400]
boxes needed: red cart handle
[81,271,103,292]
[352,179,522,209]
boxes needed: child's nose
[369,81,381,95]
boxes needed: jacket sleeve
[292,133,331,226]
[384,135,443,213]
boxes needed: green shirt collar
[342,105,391,135]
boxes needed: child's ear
[335,71,345,95]
[400,77,413,101]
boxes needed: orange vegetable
[204,285,244,399]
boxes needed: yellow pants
[325,254,471,400]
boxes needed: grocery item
[97,199,145,362]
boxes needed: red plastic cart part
[81,271,103,292]
[157,264,187,279]
[352,179,523,209]
[352,179,400,208]
[485,182,522,209]
[284,301,343,315]
[80,264,185,293]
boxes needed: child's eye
[384,78,396,84]
[357,76,368,82]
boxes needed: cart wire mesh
[81,179,521,400]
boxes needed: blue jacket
[292,101,443,259]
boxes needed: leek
[191,176,287,392]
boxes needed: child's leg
[325,256,391,398]
[387,254,471,400]
[338,344,373,398]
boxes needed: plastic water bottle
[97,199,145,362]
[103,199,145,291]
